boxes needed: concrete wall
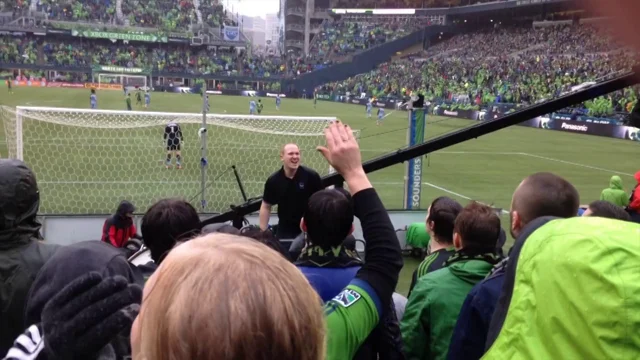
[38,210,427,249]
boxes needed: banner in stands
[84,82,123,90]
[47,82,83,89]
[404,108,427,210]
[223,26,240,41]
[72,29,168,43]
[92,65,149,74]
[11,80,47,87]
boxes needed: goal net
[97,74,147,90]
[0,106,344,215]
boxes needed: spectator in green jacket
[600,175,629,207]
[401,202,502,360]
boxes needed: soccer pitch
[1,87,637,218]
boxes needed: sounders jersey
[324,279,382,360]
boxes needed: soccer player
[249,99,257,115]
[313,90,317,109]
[257,99,264,114]
[126,93,132,111]
[136,91,143,106]
[7,77,12,94]
[275,94,281,110]
[377,107,385,126]
[144,91,151,108]
[366,100,373,118]
[90,89,97,109]
[164,121,183,169]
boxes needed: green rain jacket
[483,217,640,360]
[401,258,495,360]
[600,175,629,207]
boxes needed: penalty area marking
[518,152,635,177]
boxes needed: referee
[259,143,323,256]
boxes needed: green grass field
[1,86,637,295]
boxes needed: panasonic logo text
[561,122,588,132]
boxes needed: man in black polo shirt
[259,143,323,253]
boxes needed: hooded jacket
[600,175,629,207]
[629,171,640,212]
[25,240,144,359]
[102,201,138,248]
[0,159,60,356]
[447,217,557,360]
[483,217,640,359]
[401,256,496,360]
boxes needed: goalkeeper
[164,122,184,169]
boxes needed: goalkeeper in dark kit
[164,122,184,169]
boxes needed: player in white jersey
[377,107,385,126]
[366,100,373,118]
[90,89,97,109]
[249,100,257,115]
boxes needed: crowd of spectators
[0,35,38,65]
[320,24,639,114]
[37,0,117,24]
[121,0,195,30]
[0,120,638,359]
[311,15,433,61]
[35,0,227,31]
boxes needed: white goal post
[0,106,346,215]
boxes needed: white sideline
[519,152,635,177]
[422,182,509,215]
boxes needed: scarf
[444,249,503,268]
[295,244,363,268]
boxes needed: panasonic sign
[561,122,588,132]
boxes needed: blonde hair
[136,233,326,360]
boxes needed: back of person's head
[117,200,136,217]
[453,202,500,253]
[26,240,143,325]
[132,234,325,360]
[584,200,631,221]
[240,226,289,259]
[141,199,201,264]
[202,223,240,235]
[0,159,40,233]
[426,196,463,244]
[302,189,354,248]
[510,172,579,238]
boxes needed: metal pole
[232,165,248,202]
[200,81,208,211]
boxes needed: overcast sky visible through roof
[224,0,280,18]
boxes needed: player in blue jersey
[377,107,385,126]
[144,91,151,108]
[249,99,257,115]
[366,100,373,118]
[90,89,97,109]
[164,122,183,169]
[275,94,281,111]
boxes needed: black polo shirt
[263,165,323,239]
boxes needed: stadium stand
[319,24,638,115]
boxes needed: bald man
[260,144,323,252]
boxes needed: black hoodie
[25,240,144,359]
[0,159,60,355]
